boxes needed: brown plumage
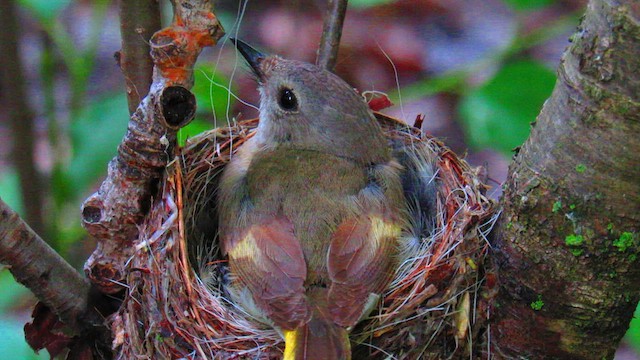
[217,39,409,360]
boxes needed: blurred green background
[0,0,637,358]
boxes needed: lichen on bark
[491,0,640,358]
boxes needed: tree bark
[316,0,348,72]
[81,0,223,295]
[0,197,90,331]
[491,0,640,358]
[118,0,162,114]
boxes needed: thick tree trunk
[491,0,640,358]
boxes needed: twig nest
[110,115,496,359]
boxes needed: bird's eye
[278,88,298,111]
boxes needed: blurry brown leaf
[24,302,73,358]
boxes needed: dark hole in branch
[82,206,102,224]
[160,86,196,129]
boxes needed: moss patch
[613,232,635,252]
[565,234,584,256]
[531,295,544,311]
[569,248,584,256]
[565,234,584,246]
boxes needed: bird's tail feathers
[283,316,351,360]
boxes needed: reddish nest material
[110,115,496,359]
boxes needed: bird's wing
[225,216,309,329]
[327,214,401,327]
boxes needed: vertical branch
[491,0,640,358]
[316,0,348,72]
[81,0,224,295]
[118,0,162,114]
[0,0,45,236]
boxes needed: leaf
[57,94,129,202]
[0,271,31,313]
[502,0,555,11]
[458,59,556,154]
[0,170,24,216]
[16,0,71,23]
[625,303,640,353]
[366,93,394,111]
[178,118,213,146]
[192,65,235,126]
[24,303,72,358]
[349,0,396,9]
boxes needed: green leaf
[349,0,396,9]
[458,59,556,154]
[16,0,71,23]
[0,270,31,313]
[58,94,129,202]
[0,170,24,216]
[502,0,554,11]
[192,65,235,126]
[625,303,640,353]
[178,118,213,146]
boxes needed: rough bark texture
[0,197,89,330]
[118,0,162,114]
[0,0,45,235]
[491,0,640,358]
[81,0,223,295]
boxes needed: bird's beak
[230,38,266,81]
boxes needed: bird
[216,39,438,360]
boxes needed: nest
[110,114,497,359]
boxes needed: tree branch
[118,0,162,114]
[0,0,45,235]
[81,0,224,294]
[0,197,89,330]
[492,0,640,358]
[316,0,348,72]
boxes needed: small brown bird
[217,39,437,360]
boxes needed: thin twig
[316,0,348,72]
[118,0,162,114]
[0,0,45,236]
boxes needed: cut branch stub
[81,0,223,294]
[159,86,196,129]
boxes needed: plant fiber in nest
[110,114,496,359]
